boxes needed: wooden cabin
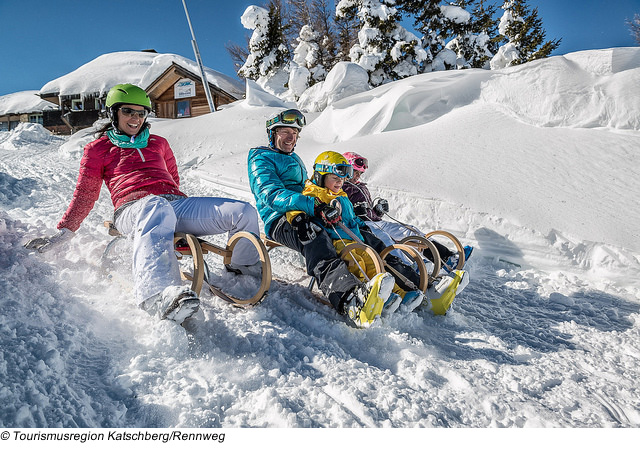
[146,63,239,119]
[0,92,59,132]
[38,91,104,134]
[39,61,242,134]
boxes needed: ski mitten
[373,198,389,216]
[353,202,369,220]
[291,214,322,245]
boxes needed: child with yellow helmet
[288,151,429,316]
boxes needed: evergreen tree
[491,0,560,69]
[445,0,500,69]
[290,23,327,95]
[396,0,444,70]
[287,0,340,77]
[335,3,360,62]
[238,2,291,82]
[628,13,640,45]
[337,0,427,86]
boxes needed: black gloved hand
[353,202,369,220]
[373,198,389,216]
[291,214,322,245]
[313,198,341,226]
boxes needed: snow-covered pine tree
[445,0,499,69]
[308,0,341,73]
[287,0,337,83]
[293,24,327,83]
[335,2,360,62]
[238,3,291,88]
[337,0,427,86]
[396,0,445,71]
[490,0,560,69]
[288,24,327,98]
[628,13,640,45]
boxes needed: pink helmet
[343,152,368,172]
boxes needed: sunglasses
[314,163,353,179]
[119,107,149,119]
[267,109,306,128]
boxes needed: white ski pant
[114,195,260,306]
[366,220,422,265]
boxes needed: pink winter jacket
[57,134,186,232]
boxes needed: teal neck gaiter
[107,127,150,149]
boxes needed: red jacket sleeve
[57,141,104,232]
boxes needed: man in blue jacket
[247,109,396,328]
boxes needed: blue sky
[0,0,638,96]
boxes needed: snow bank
[298,62,371,113]
[0,123,65,151]
[305,68,490,142]
[481,48,640,130]
[307,47,640,144]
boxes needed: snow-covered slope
[1,48,639,429]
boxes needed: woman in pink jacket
[26,84,261,325]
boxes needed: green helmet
[106,83,151,110]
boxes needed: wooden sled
[398,230,465,274]
[262,234,431,300]
[103,221,272,308]
[380,243,431,291]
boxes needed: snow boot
[158,286,201,325]
[343,272,394,328]
[382,293,403,316]
[444,246,473,273]
[428,270,468,315]
[400,290,425,313]
[225,261,262,278]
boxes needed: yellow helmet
[312,151,353,185]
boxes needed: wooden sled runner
[103,221,272,308]
[397,230,465,275]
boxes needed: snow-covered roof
[0,91,58,116]
[39,51,244,99]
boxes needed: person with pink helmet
[342,151,473,315]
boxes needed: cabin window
[71,99,83,111]
[29,114,43,125]
[176,100,191,118]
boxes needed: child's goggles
[266,109,306,129]
[351,157,368,171]
[314,163,353,179]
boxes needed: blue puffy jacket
[247,146,316,238]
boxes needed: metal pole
[182,0,216,113]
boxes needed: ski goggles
[351,157,368,172]
[314,163,353,179]
[119,107,149,119]
[266,109,306,129]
